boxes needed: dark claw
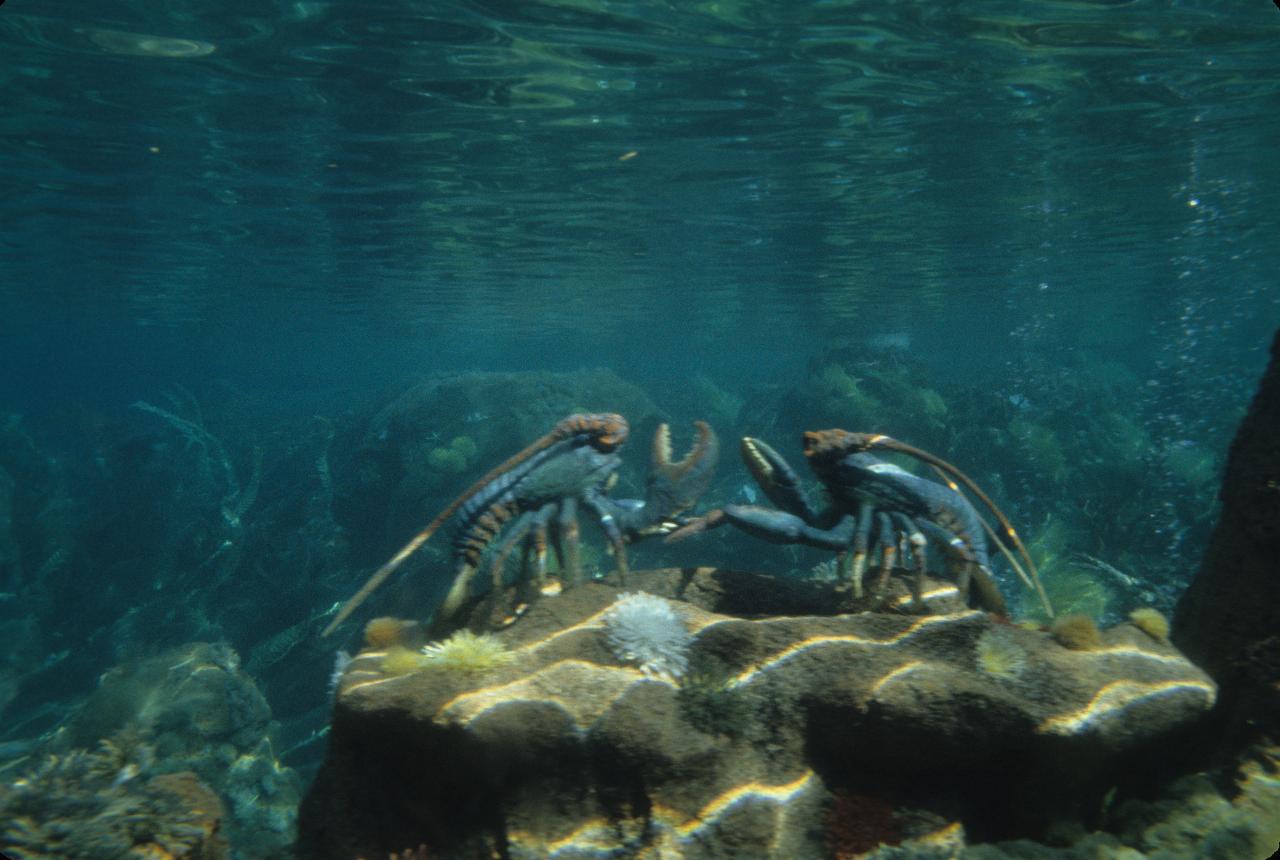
[663,508,728,542]
[644,420,720,522]
[741,437,818,521]
[722,505,855,551]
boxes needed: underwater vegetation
[420,435,477,478]
[977,356,1219,605]
[1017,518,1117,622]
[790,349,952,454]
[686,373,744,429]
[1013,514,1175,627]
[380,646,429,677]
[55,642,300,858]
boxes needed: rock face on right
[299,569,1217,860]
[1173,328,1280,745]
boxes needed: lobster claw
[630,421,719,535]
[741,437,820,522]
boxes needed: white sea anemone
[602,592,691,680]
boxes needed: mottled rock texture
[58,642,300,860]
[0,751,229,860]
[1173,328,1280,747]
[300,569,1214,860]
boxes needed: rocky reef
[1172,330,1280,750]
[1,642,300,860]
[0,735,228,860]
[1160,327,1280,860]
[299,569,1215,860]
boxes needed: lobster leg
[893,513,927,610]
[584,489,629,585]
[919,519,976,595]
[556,497,582,586]
[917,520,1008,615]
[850,500,875,598]
[523,503,557,592]
[873,512,898,601]
[487,511,535,593]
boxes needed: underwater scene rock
[298,569,1216,860]
[1173,329,1280,748]
[0,642,300,860]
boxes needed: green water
[1,1,1278,855]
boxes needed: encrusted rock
[0,742,229,860]
[299,569,1215,860]
[1173,328,1280,746]
[60,642,300,859]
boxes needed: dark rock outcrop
[300,569,1214,860]
[1172,328,1280,747]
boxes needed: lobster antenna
[321,414,627,637]
[855,434,1052,619]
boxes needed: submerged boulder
[56,642,301,860]
[299,569,1214,860]
[0,748,229,860]
[1172,328,1280,748]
